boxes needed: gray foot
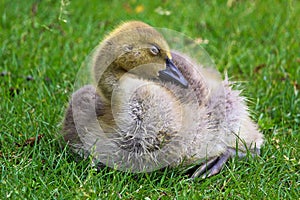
[191,148,260,179]
[191,151,231,179]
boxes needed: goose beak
[158,58,189,88]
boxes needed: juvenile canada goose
[62,21,264,178]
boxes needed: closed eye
[150,45,160,55]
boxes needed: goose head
[93,21,188,100]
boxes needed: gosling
[62,21,264,178]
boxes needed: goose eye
[150,46,160,55]
[123,44,133,52]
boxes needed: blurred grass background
[1,0,299,199]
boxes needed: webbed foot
[191,148,260,179]
[191,151,231,179]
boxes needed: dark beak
[158,58,189,88]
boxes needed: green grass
[1,0,299,199]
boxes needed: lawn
[1,0,299,199]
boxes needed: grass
[1,0,299,199]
